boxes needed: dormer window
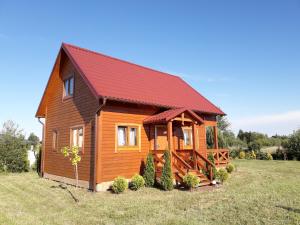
[63,76,74,98]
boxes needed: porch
[144,108,229,186]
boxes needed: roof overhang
[143,108,204,125]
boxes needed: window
[116,124,140,150]
[52,130,58,151]
[63,76,74,98]
[183,128,193,148]
[71,126,84,151]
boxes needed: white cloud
[230,110,300,136]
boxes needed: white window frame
[63,75,74,98]
[70,125,84,152]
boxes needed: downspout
[38,117,45,177]
[93,97,107,191]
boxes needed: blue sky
[0,0,299,138]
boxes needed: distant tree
[0,120,29,172]
[248,141,262,153]
[285,130,300,160]
[27,133,40,149]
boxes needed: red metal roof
[62,43,225,115]
[143,108,204,124]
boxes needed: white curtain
[118,127,126,146]
[129,128,137,146]
[72,129,78,146]
[69,77,74,95]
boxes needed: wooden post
[192,122,197,169]
[213,126,219,166]
[167,121,173,167]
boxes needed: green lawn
[0,160,300,225]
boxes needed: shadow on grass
[276,205,300,214]
[51,183,79,203]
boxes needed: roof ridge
[62,42,181,79]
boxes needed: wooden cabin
[36,43,229,191]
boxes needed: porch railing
[207,149,229,166]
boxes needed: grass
[0,160,300,225]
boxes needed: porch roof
[143,108,204,124]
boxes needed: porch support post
[167,121,173,165]
[192,122,197,169]
[213,126,218,149]
[213,126,219,166]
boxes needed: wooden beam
[192,122,197,169]
[167,121,173,166]
[173,118,193,122]
[213,126,219,165]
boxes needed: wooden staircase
[152,150,214,187]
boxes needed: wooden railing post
[192,122,197,170]
[213,126,219,166]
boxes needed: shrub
[248,141,262,153]
[229,148,240,159]
[34,146,42,175]
[160,150,173,191]
[226,163,235,173]
[256,152,267,160]
[111,176,128,194]
[239,151,245,159]
[216,168,229,183]
[143,153,155,187]
[183,173,200,190]
[130,174,145,191]
[250,150,256,159]
[0,121,29,172]
[266,153,273,160]
[246,151,256,160]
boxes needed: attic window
[63,76,74,98]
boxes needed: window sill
[116,146,141,151]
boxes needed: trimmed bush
[143,153,155,187]
[229,148,240,159]
[239,151,245,159]
[256,152,267,160]
[216,168,229,183]
[266,153,273,160]
[160,150,173,191]
[226,163,235,173]
[246,150,256,160]
[130,174,145,191]
[183,173,200,190]
[111,176,128,194]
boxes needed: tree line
[214,116,300,160]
